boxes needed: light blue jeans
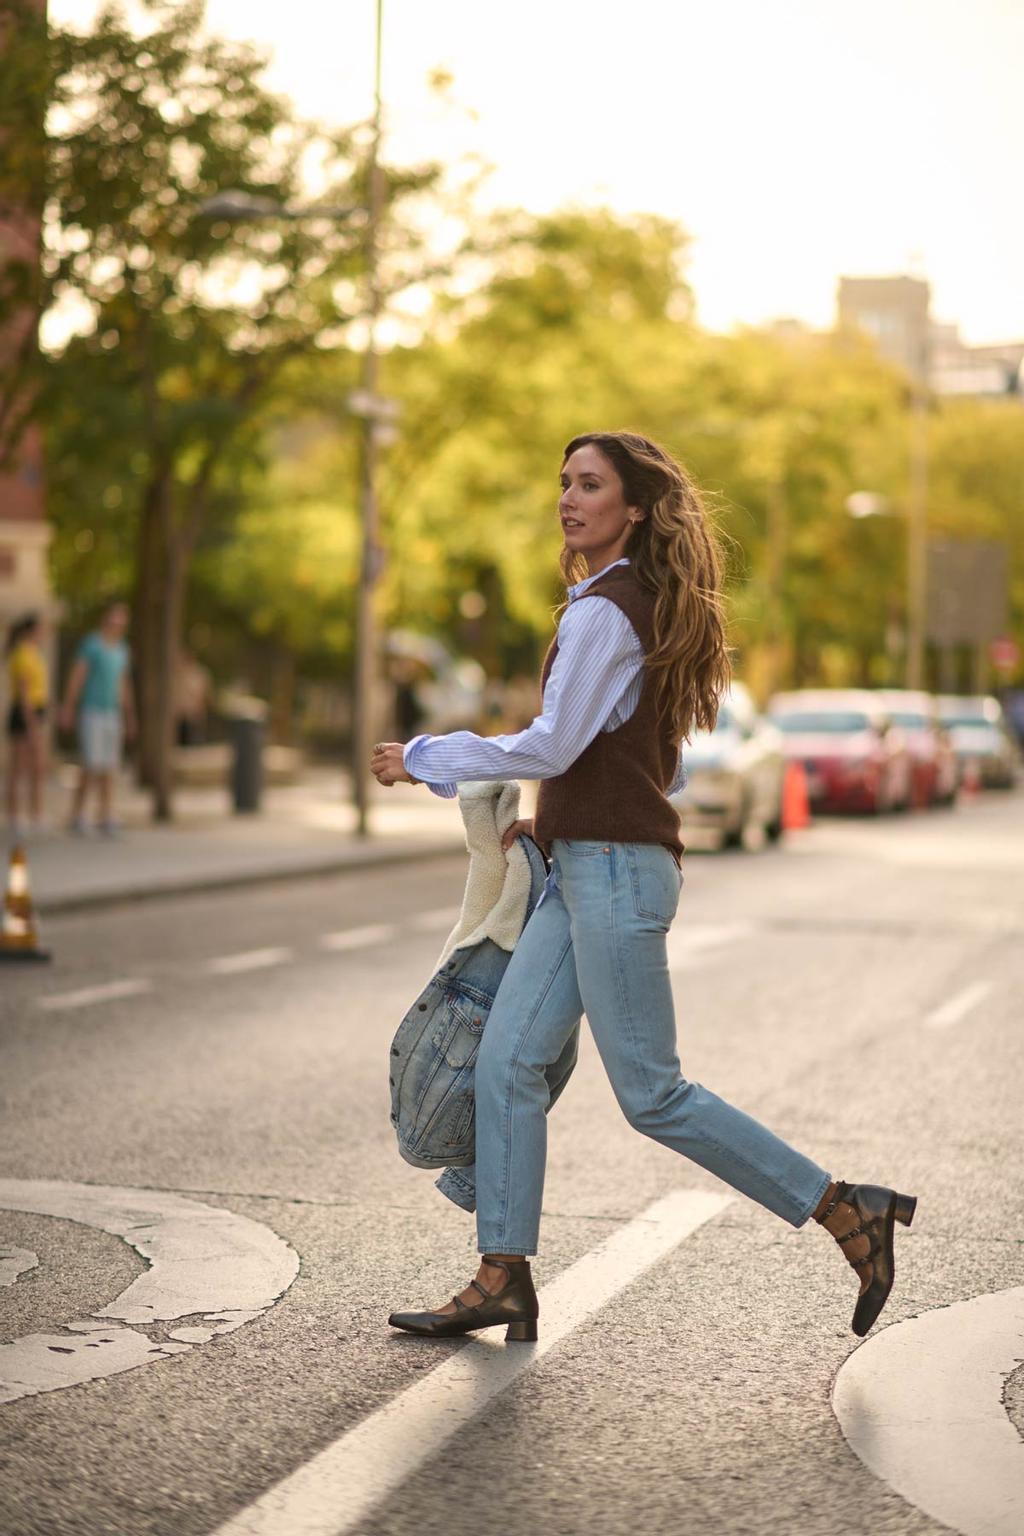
[474,838,832,1255]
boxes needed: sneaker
[69,816,89,836]
[97,819,121,838]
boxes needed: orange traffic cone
[961,758,982,799]
[781,760,811,831]
[1,844,51,962]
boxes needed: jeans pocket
[625,843,681,924]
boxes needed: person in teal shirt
[60,601,137,835]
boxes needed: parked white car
[936,694,1021,788]
[670,682,786,850]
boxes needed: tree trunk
[132,473,167,788]
[269,643,296,745]
[150,490,188,823]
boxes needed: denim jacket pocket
[432,991,486,1069]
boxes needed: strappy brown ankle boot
[817,1181,917,1336]
[388,1257,539,1342]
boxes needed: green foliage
[8,0,1021,718]
[190,410,361,672]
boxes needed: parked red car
[875,690,958,807]
[767,689,913,814]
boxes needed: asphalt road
[2,790,1023,1536]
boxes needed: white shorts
[79,708,122,772]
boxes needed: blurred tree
[375,209,925,706]
[5,0,443,818]
[0,0,48,472]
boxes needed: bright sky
[53,0,1024,344]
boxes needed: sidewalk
[7,766,509,915]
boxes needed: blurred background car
[672,681,785,850]
[874,689,958,807]
[384,630,487,735]
[935,694,1021,789]
[767,688,913,814]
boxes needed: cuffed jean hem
[792,1170,833,1229]
[476,1238,538,1257]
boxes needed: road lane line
[207,947,294,975]
[924,979,992,1030]
[208,1188,731,1536]
[38,978,153,1012]
[666,921,756,969]
[408,906,462,931]
[833,1286,1024,1536]
[319,924,397,951]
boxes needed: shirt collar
[567,556,630,600]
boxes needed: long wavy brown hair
[554,431,732,742]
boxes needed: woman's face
[558,443,640,573]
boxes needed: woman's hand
[370,742,420,787]
[501,817,534,853]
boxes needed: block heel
[505,1319,538,1343]
[894,1193,917,1227]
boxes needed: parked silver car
[671,682,786,850]
[936,694,1021,788]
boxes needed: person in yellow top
[5,612,50,836]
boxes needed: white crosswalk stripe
[206,948,294,975]
[38,979,154,1012]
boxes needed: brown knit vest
[533,562,684,867]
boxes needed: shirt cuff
[403,736,458,798]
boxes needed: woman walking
[5,613,50,837]
[371,431,916,1343]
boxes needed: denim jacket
[389,819,580,1213]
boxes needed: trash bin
[227,698,267,813]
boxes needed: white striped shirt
[402,557,688,799]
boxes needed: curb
[34,835,468,917]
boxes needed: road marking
[0,1180,299,1404]
[38,978,153,1012]
[666,921,757,969]
[319,924,397,951]
[833,1286,1024,1536]
[208,1188,731,1536]
[924,979,993,1030]
[407,906,462,931]
[207,947,294,975]
[0,1247,38,1287]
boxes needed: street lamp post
[844,428,928,693]
[196,1,388,837]
[906,382,929,689]
[353,0,385,840]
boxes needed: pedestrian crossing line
[38,978,154,1012]
[206,947,294,976]
[666,921,758,969]
[207,1188,732,1536]
[407,906,462,931]
[923,979,993,1030]
[319,924,398,951]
